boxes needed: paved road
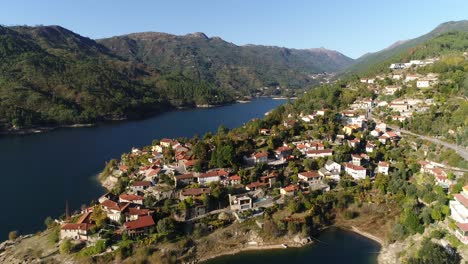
[391,127,468,161]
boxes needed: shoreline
[198,225,384,263]
[198,243,301,263]
[348,226,385,246]
[0,97,288,136]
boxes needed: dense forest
[0,25,354,131]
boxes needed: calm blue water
[205,227,381,264]
[0,98,286,239]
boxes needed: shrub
[8,231,18,241]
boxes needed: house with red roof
[122,215,155,237]
[344,163,366,180]
[280,184,299,196]
[174,173,195,187]
[450,186,468,244]
[196,169,228,185]
[101,200,131,222]
[130,181,152,192]
[119,194,144,205]
[377,162,389,175]
[245,181,268,191]
[275,146,292,160]
[298,171,323,184]
[306,149,333,159]
[179,188,211,200]
[60,211,94,241]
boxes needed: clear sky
[1,0,467,58]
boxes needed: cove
[204,227,381,264]
[0,98,286,239]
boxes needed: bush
[60,239,74,254]
[343,210,359,220]
[8,230,18,241]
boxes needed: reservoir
[205,227,381,264]
[0,98,286,239]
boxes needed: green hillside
[345,20,468,75]
[97,32,354,92]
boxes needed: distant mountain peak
[185,32,209,39]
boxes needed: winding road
[392,127,468,162]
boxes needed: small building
[280,184,299,196]
[122,215,155,237]
[450,186,468,244]
[298,171,323,184]
[130,181,152,192]
[228,194,253,211]
[259,128,271,135]
[325,160,341,174]
[179,188,211,200]
[377,162,389,175]
[252,152,268,164]
[344,163,366,180]
[366,143,375,153]
[197,169,228,185]
[306,149,333,158]
[351,154,362,166]
[174,173,195,187]
[275,146,292,160]
[119,194,144,205]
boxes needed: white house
[344,163,366,180]
[450,186,468,244]
[196,170,228,185]
[377,162,389,175]
[298,171,323,184]
[366,143,376,153]
[351,154,362,166]
[306,149,333,158]
[119,194,144,205]
[325,160,341,174]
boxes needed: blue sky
[1,0,467,58]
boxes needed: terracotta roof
[345,163,366,171]
[160,138,173,143]
[229,175,241,181]
[276,146,292,153]
[61,223,90,231]
[123,215,155,230]
[181,188,210,197]
[254,152,268,159]
[132,181,152,187]
[246,181,267,188]
[299,171,320,178]
[457,222,468,232]
[126,208,152,216]
[184,159,198,167]
[119,194,144,201]
[175,173,195,180]
[282,184,299,192]
[101,200,130,212]
[198,169,228,178]
[378,162,389,167]
[454,194,468,208]
[76,211,93,224]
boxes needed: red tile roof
[123,215,155,230]
[61,223,90,231]
[282,184,299,192]
[198,169,229,178]
[457,222,468,232]
[299,171,320,178]
[229,175,241,181]
[378,162,389,167]
[119,194,144,201]
[175,173,195,180]
[344,163,366,171]
[132,181,152,187]
[101,200,130,212]
[246,181,267,188]
[126,208,152,216]
[276,146,292,153]
[254,152,268,159]
[454,194,468,208]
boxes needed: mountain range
[0,20,467,130]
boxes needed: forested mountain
[0,25,353,131]
[97,32,354,92]
[345,20,468,75]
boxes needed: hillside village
[40,49,468,263]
